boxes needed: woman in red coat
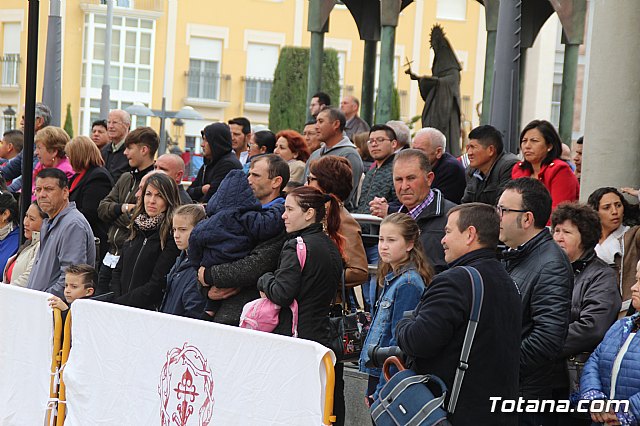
[512,120,579,212]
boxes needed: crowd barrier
[0,285,336,425]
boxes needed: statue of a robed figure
[405,25,462,156]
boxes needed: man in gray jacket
[27,168,96,298]
[304,107,363,210]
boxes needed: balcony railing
[1,54,20,88]
[244,77,273,105]
[186,71,231,103]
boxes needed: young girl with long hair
[111,173,181,309]
[359,212,434,406]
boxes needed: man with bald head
[340,95,369,140]
[412,127,466,204]
[102,109,131,182]
[155,153,193,204]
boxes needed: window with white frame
[2,22,21,87]
[79,98,148,136]
[436,0,467,21]
[188,37,222,100]
[80,12,155,135]
[245,43,278,105]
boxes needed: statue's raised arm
[408,24,463,156]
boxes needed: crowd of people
[2,95,639,426]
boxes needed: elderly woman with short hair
[31,126,75,200]
[550,202,621,423]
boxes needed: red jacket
[511,160,580,212]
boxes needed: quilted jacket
[581,314,640,422]
[188,169,284,268]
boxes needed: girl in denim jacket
[359,213,434,406]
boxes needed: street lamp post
[124,104,203,155]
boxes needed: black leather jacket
[503,229,573,398]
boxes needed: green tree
[269,47,340,133]
[63,103,74,138]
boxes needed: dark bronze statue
[405,25,462,156]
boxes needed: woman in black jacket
[550,203,621,424]
[67,136,114,264]
[111,173,181,310]
[257,186,345,425]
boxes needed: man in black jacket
[461,125,518,205]
[101,109,131,183]
[412,127,466,204]
[397,203,522,425]
[187,122,242,203]
[498,178,573,425]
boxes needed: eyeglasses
[496,205,529,217]
[367,138,391,146]
[306,176,318,185]
[200,130,206,139]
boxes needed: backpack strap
[296,236,306,270]
[290,299,299,338]
[447,265,484,414]
[290,236,305,338]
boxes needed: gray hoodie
[304,134,364,211]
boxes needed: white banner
[63,300,334,426]
[0,285,54,426]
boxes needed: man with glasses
[498,177,572,425]
[102,109,131,182]
[355,124,399,310]
[303,107,363,211]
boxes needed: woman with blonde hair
[67,136,114,262]
[31,126,75,200]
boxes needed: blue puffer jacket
[581,314,640,423]
[359,264,425,393]
[188,169,285,268]
[160,251,206,319]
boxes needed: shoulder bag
[370,266,484,425]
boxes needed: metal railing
[92,0,164,12]
[0,54,20,87]
[186,71,231,102]
[244,77,273,105]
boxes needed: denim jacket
[359,263,426,380]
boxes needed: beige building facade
[0,0,484,153]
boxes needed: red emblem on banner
[159,343,214,425]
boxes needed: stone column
[375,0,401,124]
[580,0,640,200]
